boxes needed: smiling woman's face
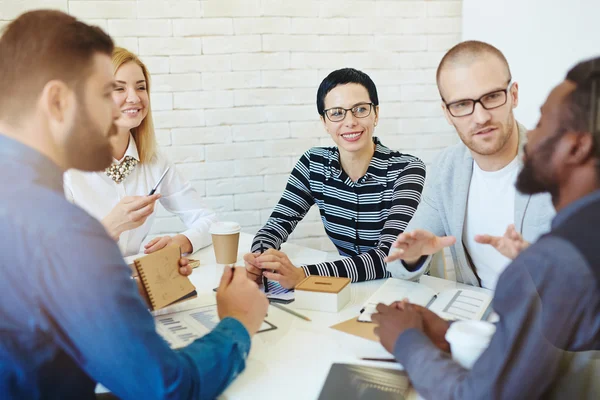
[112,61,149,132]
[322,83,379,154]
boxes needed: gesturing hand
[102,194,160,240]
[255,249,306,289]
[475,224,530,260]
[386,229,456,265]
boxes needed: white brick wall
[1,0,464,252]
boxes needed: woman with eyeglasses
[64,47,216,257]
[244,68,426,289]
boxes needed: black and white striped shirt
[252,137,426,282]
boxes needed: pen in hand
[260,240,269,293]
[148,167,170,195]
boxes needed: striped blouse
[251,137,426,282]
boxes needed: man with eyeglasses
[372,56,600,400]
[386,40,555,290]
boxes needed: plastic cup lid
[445,320,496,346]
[209,221,241,235]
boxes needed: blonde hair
[112,47,157,163]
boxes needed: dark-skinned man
[373,57,600,399]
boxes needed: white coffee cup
[209,222,241,264]
[445,320,497,369]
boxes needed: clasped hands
[243,248,307,289]
[372,299,451,355]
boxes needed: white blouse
[64,134,216,257]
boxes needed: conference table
[187,233,400,399]
[173,233,491,400]
[101,232,491,399]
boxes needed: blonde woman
[64,47,216,257]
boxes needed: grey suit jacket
[387,123,556,286]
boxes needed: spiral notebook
[134,245,197,311]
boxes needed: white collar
[114,132,140,163]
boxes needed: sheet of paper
[155,304,275,349]
[358,279,437,322]
[428,289,492,321]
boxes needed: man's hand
[371,303,424,354]
[102,194,161,240]
[216,266,269,336]
[255,249,306,289]
[386,229,456,265]
[243,252,263,284]
[392,300,450,352]
[144,234,193,255]
[475,224,530,260]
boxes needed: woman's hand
[244,252,263,285]
[144,234,193,254]
[102,194,161,241]
[255,249,307,289]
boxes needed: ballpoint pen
[260,240,269,293]
[148,167,170,195]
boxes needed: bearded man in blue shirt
[0,10,268,400]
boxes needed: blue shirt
[0,135,251,400]
[393,190,600,399]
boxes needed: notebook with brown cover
[133,245,197,311]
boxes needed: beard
[64,100,115,172]
[516,133,561,197]
[458,112,515,156]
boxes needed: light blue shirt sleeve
[34,214,250,400]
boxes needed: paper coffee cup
[209,222,241,264]
[445,320,496,369]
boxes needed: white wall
[462,0,600,129]
[1,0,462,251]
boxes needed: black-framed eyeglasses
[444,82,513,117]
[322,102,374,122]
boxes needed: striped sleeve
[301,159,426,282]
[251,151,315,252]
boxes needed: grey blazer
[387,123,556,286]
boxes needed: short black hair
[316,68,379,115]
[564,57,600,137]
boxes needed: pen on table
[260,240,269,293]
[270,302,311,322]
[148,167,170,195]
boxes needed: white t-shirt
[463,156,520,290]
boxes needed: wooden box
[294,276,351,313]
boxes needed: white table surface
[185,233,397,400]
[111,233,489,399]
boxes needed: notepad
[262,280,294,304]
[357,278,492,322]
[213,280,294,303]
[134,245,197,311]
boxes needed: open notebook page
[155,304,275,349]
[358,279,437,322]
